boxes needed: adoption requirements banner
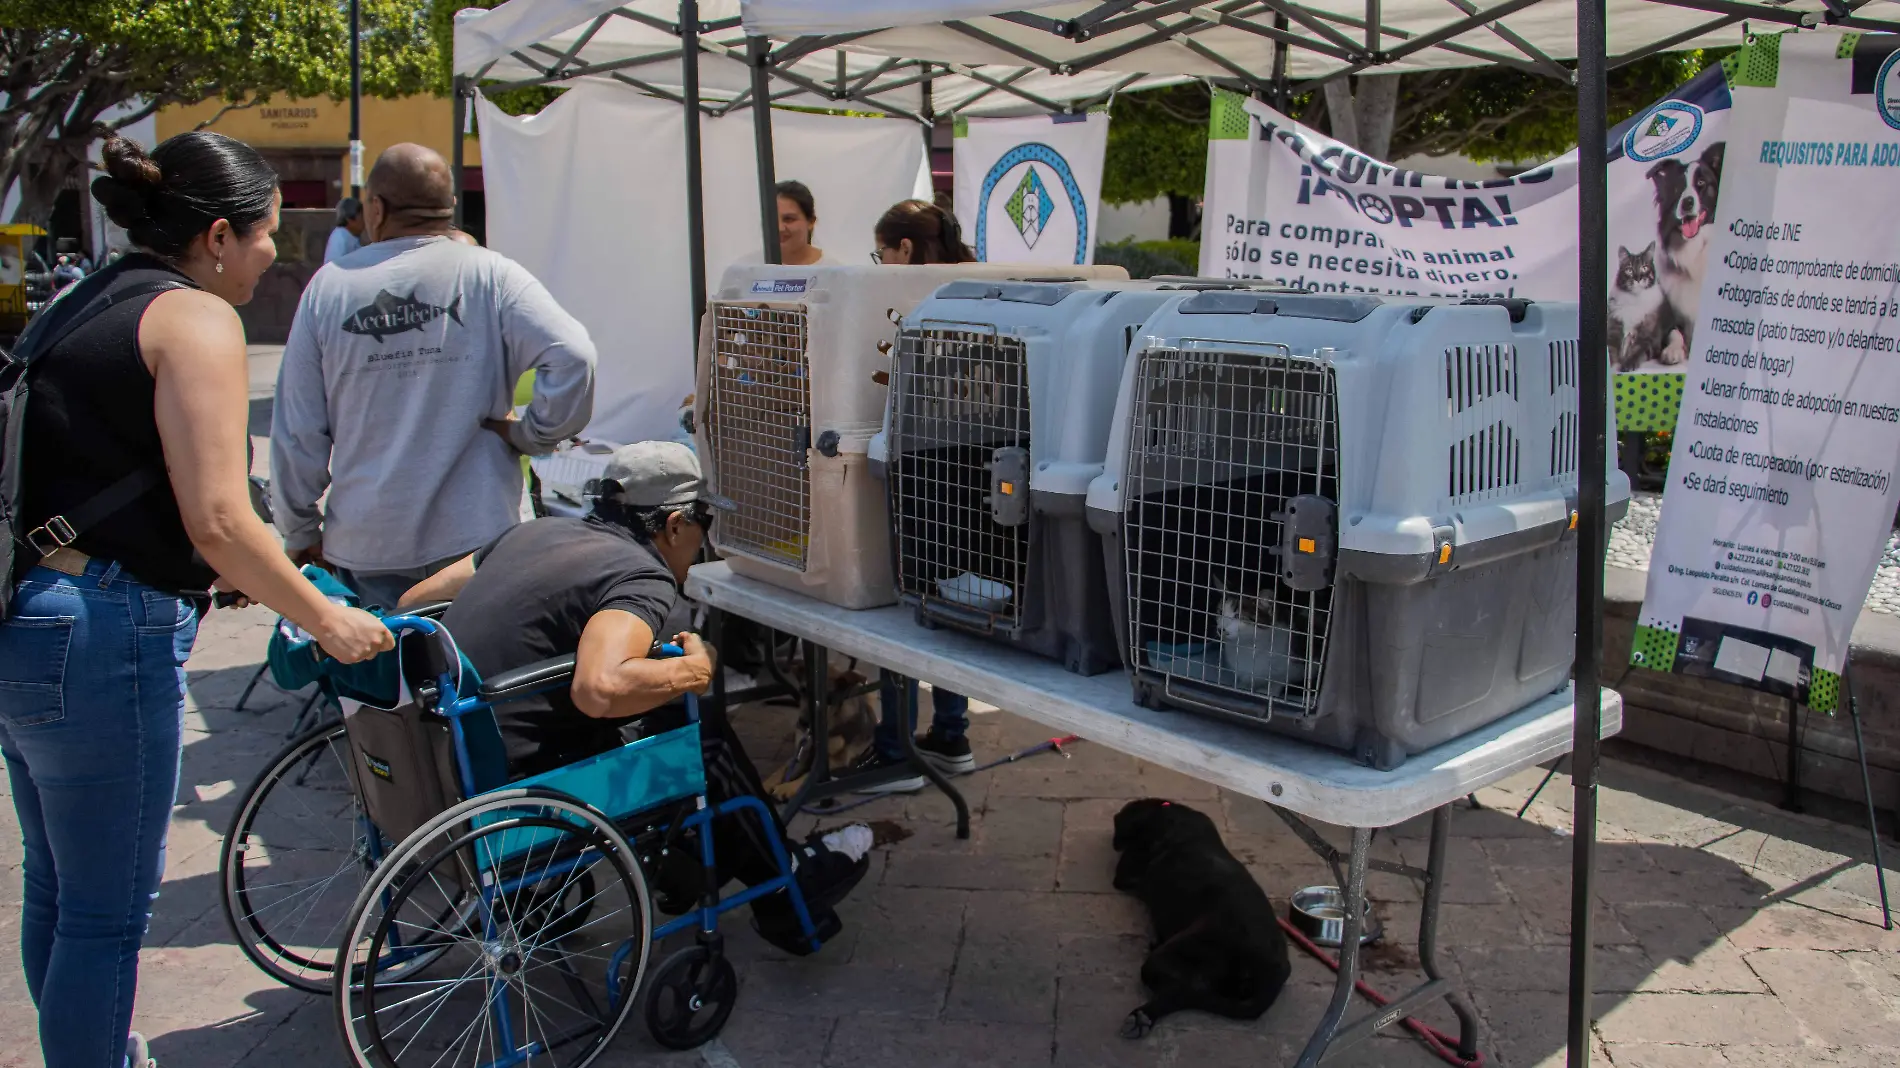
[1634,32,1900,711]
[954,112,1109,267]
[1198,78,1733,376]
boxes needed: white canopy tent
[448,10,1900,1063]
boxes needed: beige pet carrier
[696,263,1126,608]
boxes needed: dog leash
[798,735,1081,817]
[1276,916,1486,1068]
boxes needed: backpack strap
[14,275,191,559]
[12,277,190,367]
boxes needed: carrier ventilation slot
[1448,421,1522,502]
[1445,344,1518,414]
[889,327,1031,632]
[1548,339,1581,478]
[708,303,812,570]
[1121,347,1339,721]
[1548,338,1578,392]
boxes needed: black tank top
[21,254,217,594]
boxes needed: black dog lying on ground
[1112,797,1292,1038]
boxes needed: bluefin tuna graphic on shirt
[340,290,464,342]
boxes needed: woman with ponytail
[0,132,390,1067]
[872,198,977,265]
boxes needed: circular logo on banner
[1624,101,1705,162]
[975,142,1090,264]
[1878,49,1900,130]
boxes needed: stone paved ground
[3,606,1898,1068]
[1607,489,1900,616]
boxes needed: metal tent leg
[1846,662,1894,930]
[748,35,782,264]
[1569,0,1612,1058]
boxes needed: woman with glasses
[849,199,982,793]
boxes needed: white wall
[1098,196,1172,243]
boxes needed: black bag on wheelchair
[338,626,508,845]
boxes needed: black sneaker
[916,731,976,776]
[751,844,868,955]
[846,745,926,795]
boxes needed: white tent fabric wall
[477,82,928,444]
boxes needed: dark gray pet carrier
[1085,292,1630,768]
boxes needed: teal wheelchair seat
[321,614,705,852]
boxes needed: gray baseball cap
[597,440,736,512]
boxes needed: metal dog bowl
[1288,885,1381,948]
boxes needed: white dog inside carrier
[870,279,1280,674]
[698,263,1125,609]
[1085,292,1629,769]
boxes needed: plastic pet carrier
[698,263,1126,609]
[870,279,1272,674]
[1085,293,1629,768]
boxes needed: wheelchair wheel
[220,721,374,992]
[644,945,738,1050]
[334,789,652,1068]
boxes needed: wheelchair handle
[380,614,441,636]
[657,642,684,657]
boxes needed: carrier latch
[1272,494,1337,591]
[989,446,1031,527]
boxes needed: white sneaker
[127,1032,156,1068]
[820,823,875,863]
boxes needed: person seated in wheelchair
[399,440,872,955]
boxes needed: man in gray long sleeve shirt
[271,143,596,608]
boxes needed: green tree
[0,0,436,225]
[1103,50,1724,212]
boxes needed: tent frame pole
[1569,0,1610,1061]
[451,76,468,230]
[682,0,709,344]
[749,34,782,264]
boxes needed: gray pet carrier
[1085,292,1629,768]
[870,280,1265,674]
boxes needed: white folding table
[687,561,1622,1066]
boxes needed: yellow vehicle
[0,223,48,337]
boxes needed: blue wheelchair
[314,614,823,1066]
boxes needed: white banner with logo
[1633,31,1900,712]
[954,112,1109,266]
[1199,77,1731,380]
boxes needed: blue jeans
[0,561,199,1067]
[874,671,970,761]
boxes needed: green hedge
[1094,238,1203,279]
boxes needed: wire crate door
[1121,346,1339,721]
[708,304,813,570]
[890,326,1032,633]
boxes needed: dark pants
[874,672,970,761]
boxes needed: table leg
[1423,806,1481,1058]
[779,641,832,824]
[1295,825,1371,1068]
[895,679,971,840]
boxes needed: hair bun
[90,175,151,227]
[93,137,164,230]
[102,137,163,188]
